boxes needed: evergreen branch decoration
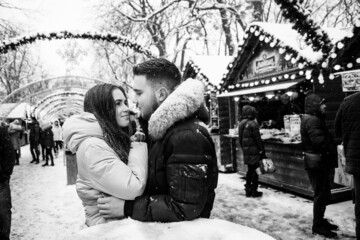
[274,0,333,56]
[0,30,156,58]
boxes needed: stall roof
[252,22,352,64]
[188,55,234,86]
[0,102,28,118]
[217,80,303,98]
[218,22,352,93]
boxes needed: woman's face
[112,88,130,127]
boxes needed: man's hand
[97,196,125,219]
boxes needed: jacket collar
[148,78,205,140]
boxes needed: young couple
[63,58,219,227]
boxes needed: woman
[238,105,265,198]
[300,93,338,238]
[63,84,148,227]
[8,120,23,165]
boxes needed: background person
[63,83,148,227]
[8,120,23,165]
[40,121,55,167]
[52,119,63,156]
[28,116,41,164]
[335,92,360,240]
[98,58,219,222]
[0,124,16,240]
[238,105,265,198]
[300,94,338,239]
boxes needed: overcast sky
[0,0,102,77]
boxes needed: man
[0,124,16,240]
[335,92,360,240]
[98,58,218,222]
[28,116,41,164]
[301,94,338,238]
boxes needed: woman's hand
[130,131,146,142]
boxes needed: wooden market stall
[215,22,353,201]
[182,55,233,172]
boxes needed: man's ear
[155,87,170,103]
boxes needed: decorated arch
[0,30,156,58]
[0,30,155,120]
[0,76,106,118]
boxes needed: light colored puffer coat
[62,112,148,226]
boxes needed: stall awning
[217,80,303,98]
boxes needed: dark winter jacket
[300,94,337,169]
[0,126,15,183]
[41,125,54,148]
[238,105,265,165]
[28,119,41,145]
[124,79,218,222]
[335,92,360,174]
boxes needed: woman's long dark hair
[83,84,130,164]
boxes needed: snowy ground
[10,145,356,240]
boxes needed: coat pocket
[178,163,208,202]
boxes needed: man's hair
[133,58,181,91]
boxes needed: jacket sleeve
[127,129,215,222]
[251,121,265,157]
[305,117,326,153]
[83,140,148,200]
[0,127,15,182]
[334,103,343,138]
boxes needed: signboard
[239,47,296,82]
[339,70,360,92]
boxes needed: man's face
[320,103,326,115]
[132,75,159,120]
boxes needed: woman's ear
[155,87,170,103]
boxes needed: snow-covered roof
[0,102,29,118]
[252,22,353,64]
[189,55,233,86]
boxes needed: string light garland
[0,30,156,58]
[273,0,333,57]
[322,25,360,73]
[183,60,219,93]
[218,24,315,93]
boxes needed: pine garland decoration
[274,0,333,56]
[0,30,156,58]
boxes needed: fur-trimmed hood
[148,78,206,140]
[62,112,103,153]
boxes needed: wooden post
[65,151,78,185]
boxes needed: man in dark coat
[335,92,360,240]
[98,58,218,222]
[0,124,16,240]
[28,116,41,164]
[238,105,265,198]
[300,93,338,238]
